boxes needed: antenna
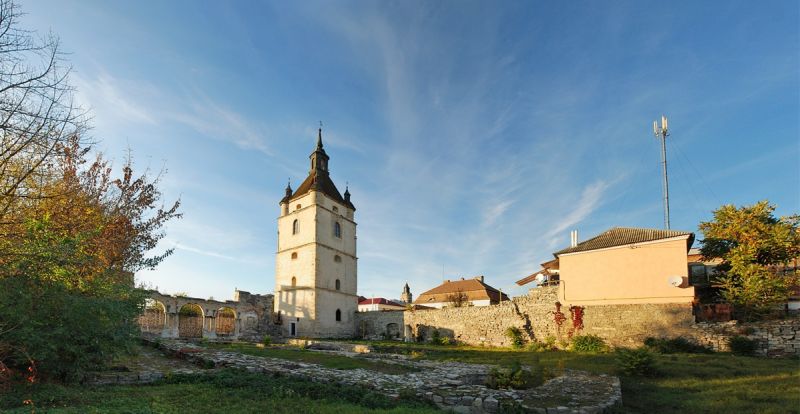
[653,115,671,229]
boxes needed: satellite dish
[534,273,546,284]
[668,276,683,287]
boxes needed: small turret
[344,185,351,203]
[400,282,412,304]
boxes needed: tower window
[335,279,341,290]
[334,222,341,238]
[335,309,341,322]
[291,277,297,287]
[292,219,299,235]
[295,204,301,210]
[334,255,341,263]
[291,252,298,260]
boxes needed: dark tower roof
[284,128,355,210]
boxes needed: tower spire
[317,124,323,149]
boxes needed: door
[290,322,296,336]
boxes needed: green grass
[1,369,438,414]
[354,340,800,414]
[204,342,418,375]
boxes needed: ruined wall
[140,289,279,341]
[691,319,800,357]
[355,286,695,347]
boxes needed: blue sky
[21,1,799,301]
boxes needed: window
[292,219,299,234]
[335,279,341,290]
[291,276,297,287]
[295,204,301,210]
[689,264,708,285]
[334,222,341,238]
[334,255,341,263]
[291,252,298,260]
[335,309,341,322]
[332,206,339,213]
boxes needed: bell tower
[274,128,357,338]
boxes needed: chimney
[570,230,579,248]
[475,275,484,282]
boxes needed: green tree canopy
[699,201,799,320]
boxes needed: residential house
[414,276,509,308]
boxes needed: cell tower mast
[653,115,670,229]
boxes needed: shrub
[526,341,553,352]
[728,336,758,356]
[570,334,608,353]
[643,337,711,354]
[262,335,272,346]
[616,347,658,376]
[430,329,443,345]
[486,359,546,389]
[505,327,525,349]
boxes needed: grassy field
[1,369,438,414]
[3,341,798,413]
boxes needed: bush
[505,327,525,349]
[430,329,443,345]
[486,359,546,389]
[616,347,658,376]
[262,336,272,346]
[728,336,758,356]
[526,341,554,352]
[570,334,608,353]
[643,337,712,354]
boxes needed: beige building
[274,129,357,338]
[415,276,509,308]
[552,227,695,306]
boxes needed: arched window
[334,255,341,263]
[291,252,298,260]
[335,309,341,322]
[292,219,299,234]
[334,222,341,238]
[335,279,341,290]
[291,276,297,287]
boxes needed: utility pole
[653,115,670,229]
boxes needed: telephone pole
[653,115,670,229]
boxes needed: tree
[0,0,87,228]
[446,289,469,307]
[699,201,799,320]
[0,136,179,380]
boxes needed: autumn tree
[699,201,799,320]
[0,136,180,380]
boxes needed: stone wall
[691,319,800,357]
[355,286,696,347]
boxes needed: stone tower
[400,283,412,304]
[274,128,357,338]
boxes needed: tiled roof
[515,268,556,286]
[414,277,509,304]
[291,170,355,210]
[554,227,694,256]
